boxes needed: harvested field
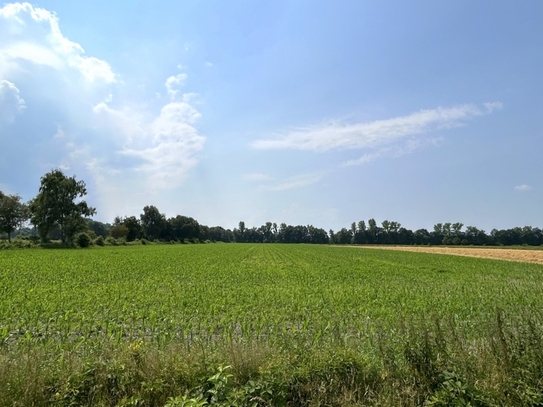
[360,245,543,264]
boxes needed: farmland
[1,244,543,406]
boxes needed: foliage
[110,224,129,239]
[0,191,30,242]
[87,219,110,238]
[140,205,166,241]
[76,232,92,248]
[28,169,96,244]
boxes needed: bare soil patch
[358,246,543,265]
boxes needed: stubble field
[358,245,543,264]
[1,244,543,406]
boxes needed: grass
[1,244,543,405]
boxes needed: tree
[87,219,110,238]
[140,206,166,241]
[168,215,200,241]
[110,224,129,239]
[123,216,142,241]
[0,192,30,242]
[367,218,379,243]
[29,170,96,243]
[350,222,357,244]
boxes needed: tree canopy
[29,169,96,243]
[0,192,29,242]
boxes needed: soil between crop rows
[356,245,543,264]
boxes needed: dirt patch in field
[357,246,543,265]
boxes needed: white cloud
[92,99,205,191]
[342,151,384,167]
[342,137,443,167]
[260,173,323,191]
[483,101,503,112]
[53,125,64,138]
[515,184,532,192]
[0,79,25,122]
[165,73,187,99]
[0,2,115,83]
[121,102,205,189]
[252,104,501,152]
[0,3,206,221]
[244,172,272,181]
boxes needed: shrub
[76,232,91,248]
[105,236,117,245]
[11,238,34,248]
[94,236,105,246]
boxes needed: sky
[1,1,542,232]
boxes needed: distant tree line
[1,170,542,247]
[77,215,543,247]
[328,220,543,246]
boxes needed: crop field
[1,244,543,406]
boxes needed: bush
[105,236,117,245]
[94,236,105,246]
[76,232,91,248]
[10,238,34,249]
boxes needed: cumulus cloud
[0,2,115,83]
[0,79,25,122]
[252,104,502,152]
[120,102,205,189]
[165,73,187,99]
[0,2,206,220]
[515,184,532,192]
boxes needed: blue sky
[1,1,542,232]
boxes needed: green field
[1,244,543,406]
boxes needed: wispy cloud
[260,173,323,191]
[244,172,273,181]
[515,184,533,192]
[342,137,442,167]
[252,104,502,152]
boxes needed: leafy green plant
[76,232,91,248]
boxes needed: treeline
[330,220,543,246]
[35,213,543,248]
[103,215,329,244]
[1,170,542,246]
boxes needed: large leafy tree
[0,192,30,242]
[140,205,166,240]
[29,169,96,243]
